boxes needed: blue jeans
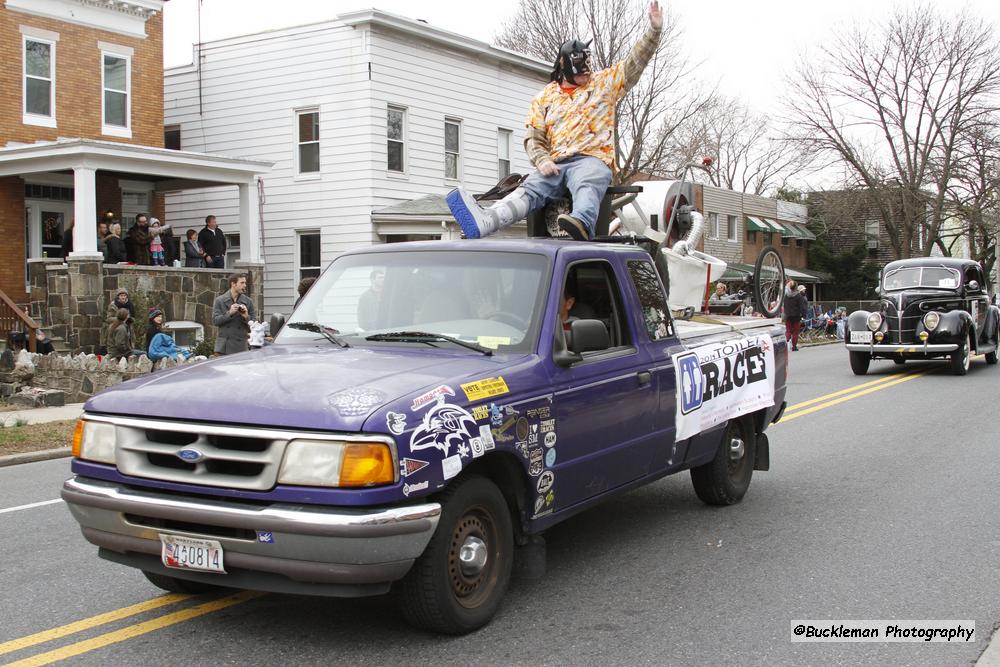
[210,256,225,269]
[520,155,612,236]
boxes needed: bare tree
[670,95,813,195]
[942,121,1000,280]
[784,4,1000,260]
[494,0,712,184]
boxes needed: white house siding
[777,200,808,225]
[165,16,546,314]
[701,185,744,264]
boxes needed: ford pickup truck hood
[85,345,522,432]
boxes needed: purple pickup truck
[63,239,787,634]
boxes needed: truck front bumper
[845,343,958,354]
[62,476,441,597]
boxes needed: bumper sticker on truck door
[672,335,775,441]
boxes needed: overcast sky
[163,0,1000,116]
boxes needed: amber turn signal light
[71,420,85,458]
[339,443,395,487]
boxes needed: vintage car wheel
[985,348,998,365]
[950,342,970,376]
[690,419,756,506]
[849,351,871,375]
[396,474,513,634]
[142,570,222,594]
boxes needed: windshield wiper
[286,322,349,348]
[365,331,493,356]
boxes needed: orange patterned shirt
[525,62,626,168]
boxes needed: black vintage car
[845,257,999,375]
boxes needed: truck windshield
[882,267,960,291]
[277,250,549,353]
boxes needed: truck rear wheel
[396,474,513,634]
[142,570,221,594]
[849,351,870,375]
[690,419,756,506]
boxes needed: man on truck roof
[446,1,663,241]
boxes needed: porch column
[238,179,261,262]
[69,167,102,259]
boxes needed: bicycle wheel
[753,246,785,319]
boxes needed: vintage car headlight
[866,312,883,331]
[71,419,116,464]
[278,439,395,487]
[923,311,941,331]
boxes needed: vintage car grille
[114,420,288,491]
[882,296,964,344]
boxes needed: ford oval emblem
[177,448,203,462]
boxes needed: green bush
[193,337,215,358]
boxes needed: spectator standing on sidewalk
[783,281,808,351]
[199,215,227,269]
[213,273,255,355]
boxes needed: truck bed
[675,315,783,342]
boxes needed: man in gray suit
[212,273,255,355]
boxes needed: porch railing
[0,288,37,353]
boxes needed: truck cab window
[562,261,631,349]
[627,259,674,341]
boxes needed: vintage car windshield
[277,250,549,353]
[882,267,960,291]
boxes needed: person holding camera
[212,273,255,355]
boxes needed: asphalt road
[2,343,998,666]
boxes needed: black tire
[142,570,221,594]
[690,419,756,506]
[849,351,870,375]
[752,246,785,319]
[985,348,998,365]
[950,340,970,375]
[396,475,513,635]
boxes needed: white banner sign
[672,335,776,441]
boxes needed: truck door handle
[637,371,652,386]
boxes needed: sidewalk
[1,403,84,428]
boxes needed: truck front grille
[115,422,285,491]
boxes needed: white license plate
[160,534,225,574]
[850,331,873,344]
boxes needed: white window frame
[225,233,241,268]
[295,230,322,288]
[498,128,512,179]
[100,43,133,138]
[294,108,321,179]
[707,212,719,240]
[727,214,738,242]
[387,105,407,176]
[22,29,58,128]
[866,220,880,249]
[444,117,462,181]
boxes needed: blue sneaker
[446,188,496,239]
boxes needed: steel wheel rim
[725,425,751,480]
[758,255,783,309]
[448,506,498,609]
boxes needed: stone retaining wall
[27,258,263,354]
[1,348,203,404]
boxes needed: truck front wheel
[396,474,513,634]
[690,419,756,506]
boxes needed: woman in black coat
[104,223,128,263]
[183,229,207,268]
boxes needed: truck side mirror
[269,312,286,335]
[570,319,610,354]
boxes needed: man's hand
[228,303,240,316]
[649,0,663,29]
[538,161,560,177]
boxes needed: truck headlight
[923,311,940,331]
[71,420,116,464]
[278,440,395,487]
[867,313,883,331]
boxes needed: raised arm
[622,1,663,91]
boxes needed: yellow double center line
[780,368,932,423]
[1,591,262,667]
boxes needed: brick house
[0,0,269,352]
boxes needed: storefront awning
[792,223,817,240]
[745,216,769,232]
[760,217,786,233]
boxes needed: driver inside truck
[445,1,663,241]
